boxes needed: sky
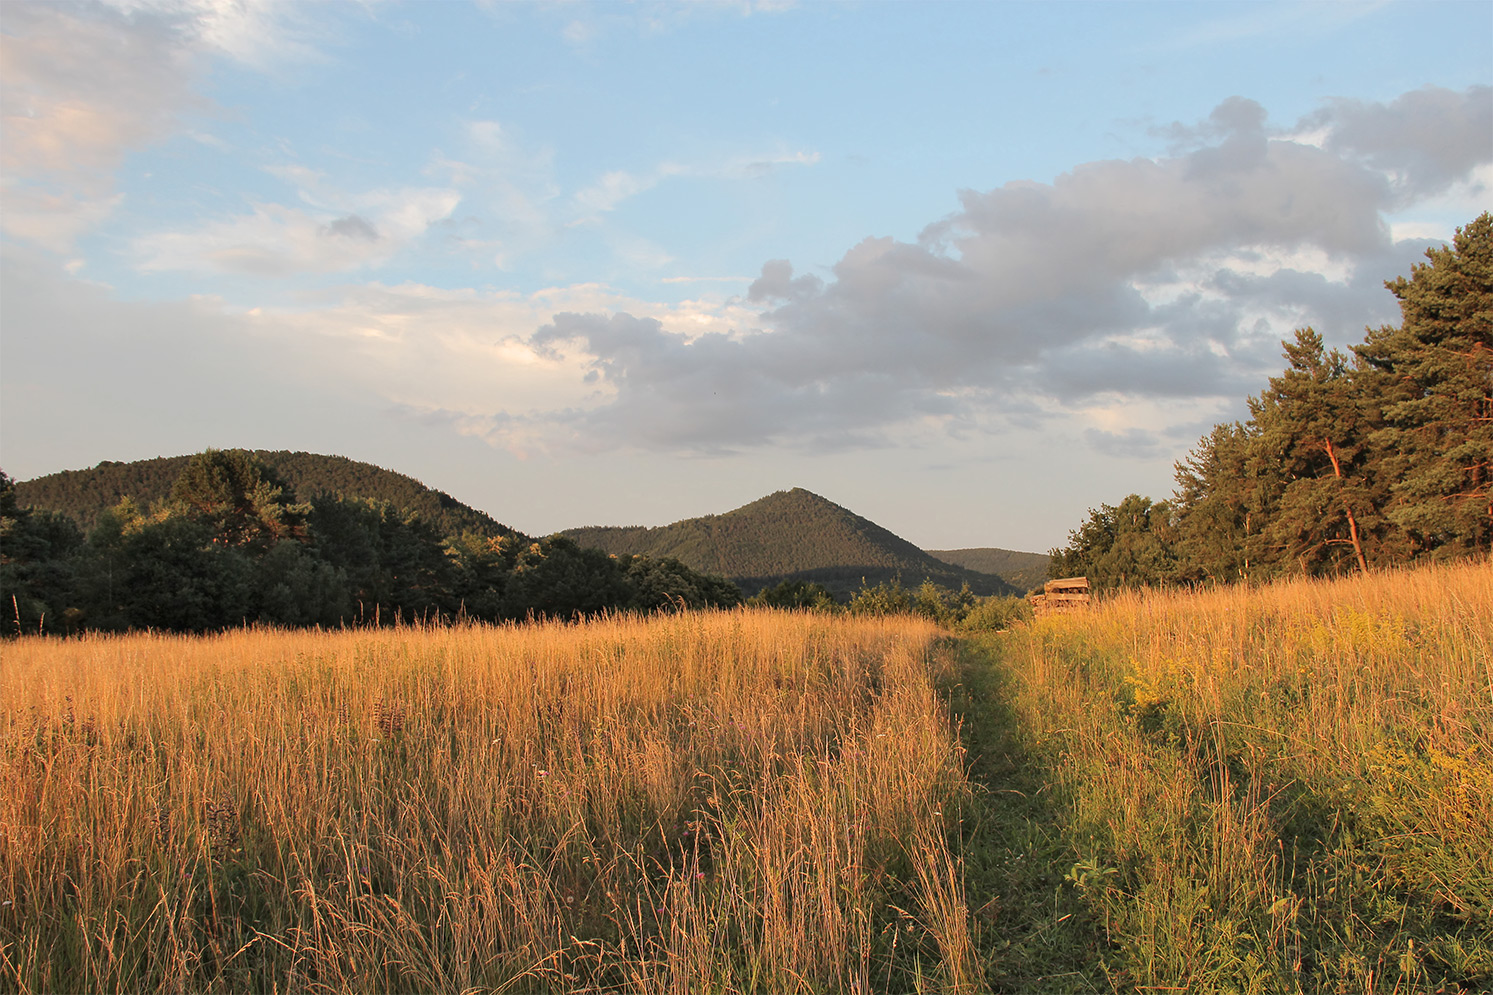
[2,1,1490,553]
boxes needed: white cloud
[239,277,761,429]
[468,87,1491,457]
[0,0,332,252]
[113,0,328,69]
[0,188,125,255]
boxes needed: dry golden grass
[993,558,1493,991]
[1,610,977,994]
[9,560,1488,993]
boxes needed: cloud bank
[477,86,1490,456]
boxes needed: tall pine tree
[1356,212,1493,557]
[1251,329,1386,574]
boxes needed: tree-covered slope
[926,548,1050,594]
[562,488,1020,597]
[13,451,516,538]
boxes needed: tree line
[1,449,741,635]
[1052,213,1491,591]
[748,577,1031,631]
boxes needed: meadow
[982,558,1493,992]
[1,612,975,993]
[3,559,1490,993]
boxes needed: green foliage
[1252,329,1389,574]
[169,448,307,551]
[252,540,350,627]
[1173,422,1261,584]
[1356,212,1493,557]
[1,470,86,634]
[304,495,459,624]
[503,536,634,620]
[443,530,515,621]
[626,555,743,611]
[1048,494,1179,593]
[955,595,1033,632]
[747,579,838,610]
[845,577,1029,632]
[83,504,254,632]
[847,578,914,616]
[5,453,740,634]
[1063,212,1492,589]
[911,579,975,625]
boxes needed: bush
[847,578,1031,632]
[847,578,913,616]
[748,579,839,611]
[957,595,1032,632]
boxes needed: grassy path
[947,563,1493,994]
[945,634,1111,992]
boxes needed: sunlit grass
[987,558,1493,992]
[7,559,1489,993]
[2,611,975,994]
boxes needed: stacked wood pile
[1029,576,1090,617]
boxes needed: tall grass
[9,562,1488,992]
[1,611,976,993]
[990,559,1493,992]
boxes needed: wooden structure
[1028,576,1091,617]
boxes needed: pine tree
[1251,329,1387,574]
[1355,212,1493,557]
[1173,422,1263,583]
[169,449,306,551]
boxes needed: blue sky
[3,1,1490,552]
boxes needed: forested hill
[562,488,1020,597]
[926,548,1050,594]
[14,451,515,538]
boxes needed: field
[3,560,1491,993]
[2,612,975,993]
[977,558,1493,992]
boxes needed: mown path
[944,634,1112,993]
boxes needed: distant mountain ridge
[17,456,1033,598]
[926,548,1051,594]
[562,488,1020,597]
[13,451,517,538]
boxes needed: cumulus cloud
[1313,85,1493,203]
[0,241,769,473]
[472,86,1491,457]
